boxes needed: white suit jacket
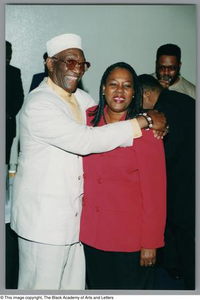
[11,79,134,245]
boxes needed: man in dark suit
[6,41,24,165]
[6,40,24,289]
[138,74,195,290]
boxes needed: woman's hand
[140,248,156,267]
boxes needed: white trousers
[18,237,85,290]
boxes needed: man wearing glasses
[10,33,166,290]
[152,43,195,99]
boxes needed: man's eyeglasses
[52,56,91,72]
[157,65,178,72]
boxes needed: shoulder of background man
[6,64,21,75]
[169,76,196,99]
[155,90,195,158]
[6,64,24,105]
[6,65,22,88]
[32,72,46,82]
[29,72,46,92]
[155,89,195,118]
[177,76,195,89]
[151,72,156,77]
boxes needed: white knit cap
[46,33,83,57]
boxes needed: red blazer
[80,106,166,252]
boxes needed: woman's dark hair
[89,62,142,126]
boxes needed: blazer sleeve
[22,92,135,156]
[134,130,167,249]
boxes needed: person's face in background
[103,67,134,115]
[47,48,87,93]
[156,55,181,86]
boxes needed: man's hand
[147,110,168,139]
[146,110,166,130]
[137,110,168,139]
[140,248,156,267]
[159,79,170,89]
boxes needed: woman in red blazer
[80,62,166,289]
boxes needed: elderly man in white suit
[10,33,166,290]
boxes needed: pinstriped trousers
[18,237,85,290]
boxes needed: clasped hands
[144,109,168,139]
